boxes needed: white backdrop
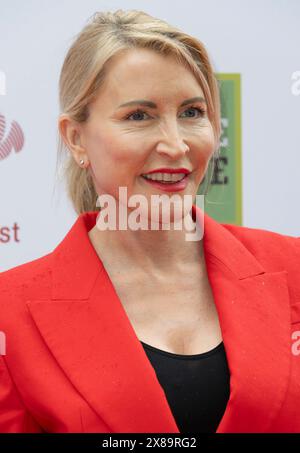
[0,0,299,272]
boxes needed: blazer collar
[27,205,291,432]
[50,204,264,301]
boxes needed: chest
[108,268,223,355]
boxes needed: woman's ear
[58,114,89,167]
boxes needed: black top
[140,340,230,433]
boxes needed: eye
[124,109,151,121]
[123,105,207,121]
[180,106,206,118]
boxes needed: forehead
[97,48,204,105]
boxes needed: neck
[88,207,204,275]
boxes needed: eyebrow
[117,96,207,109]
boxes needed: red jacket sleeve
[0,356,43,433]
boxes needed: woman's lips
[140,174,189,192]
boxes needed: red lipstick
[142,168,191,175]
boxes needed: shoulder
[0,250,53,285]
[0,252,53,314]
[221,221,299,249]
[221,222,300,271]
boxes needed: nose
[156,121,190,158]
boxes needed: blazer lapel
[202,212,291,432]
[26,205,291,433]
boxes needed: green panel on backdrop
[197,74,242,226]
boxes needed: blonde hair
[56,9,221,215]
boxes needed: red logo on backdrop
[0,113,24,160]
[0,113,23,246]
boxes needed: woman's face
[73,48,215,218]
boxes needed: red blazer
[1,204,300,433]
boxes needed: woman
[0,9,300,434]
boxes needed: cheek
[85,130,123,170]
[88,138,144,185]
[194,131,215,160]
[101,136,147,174]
